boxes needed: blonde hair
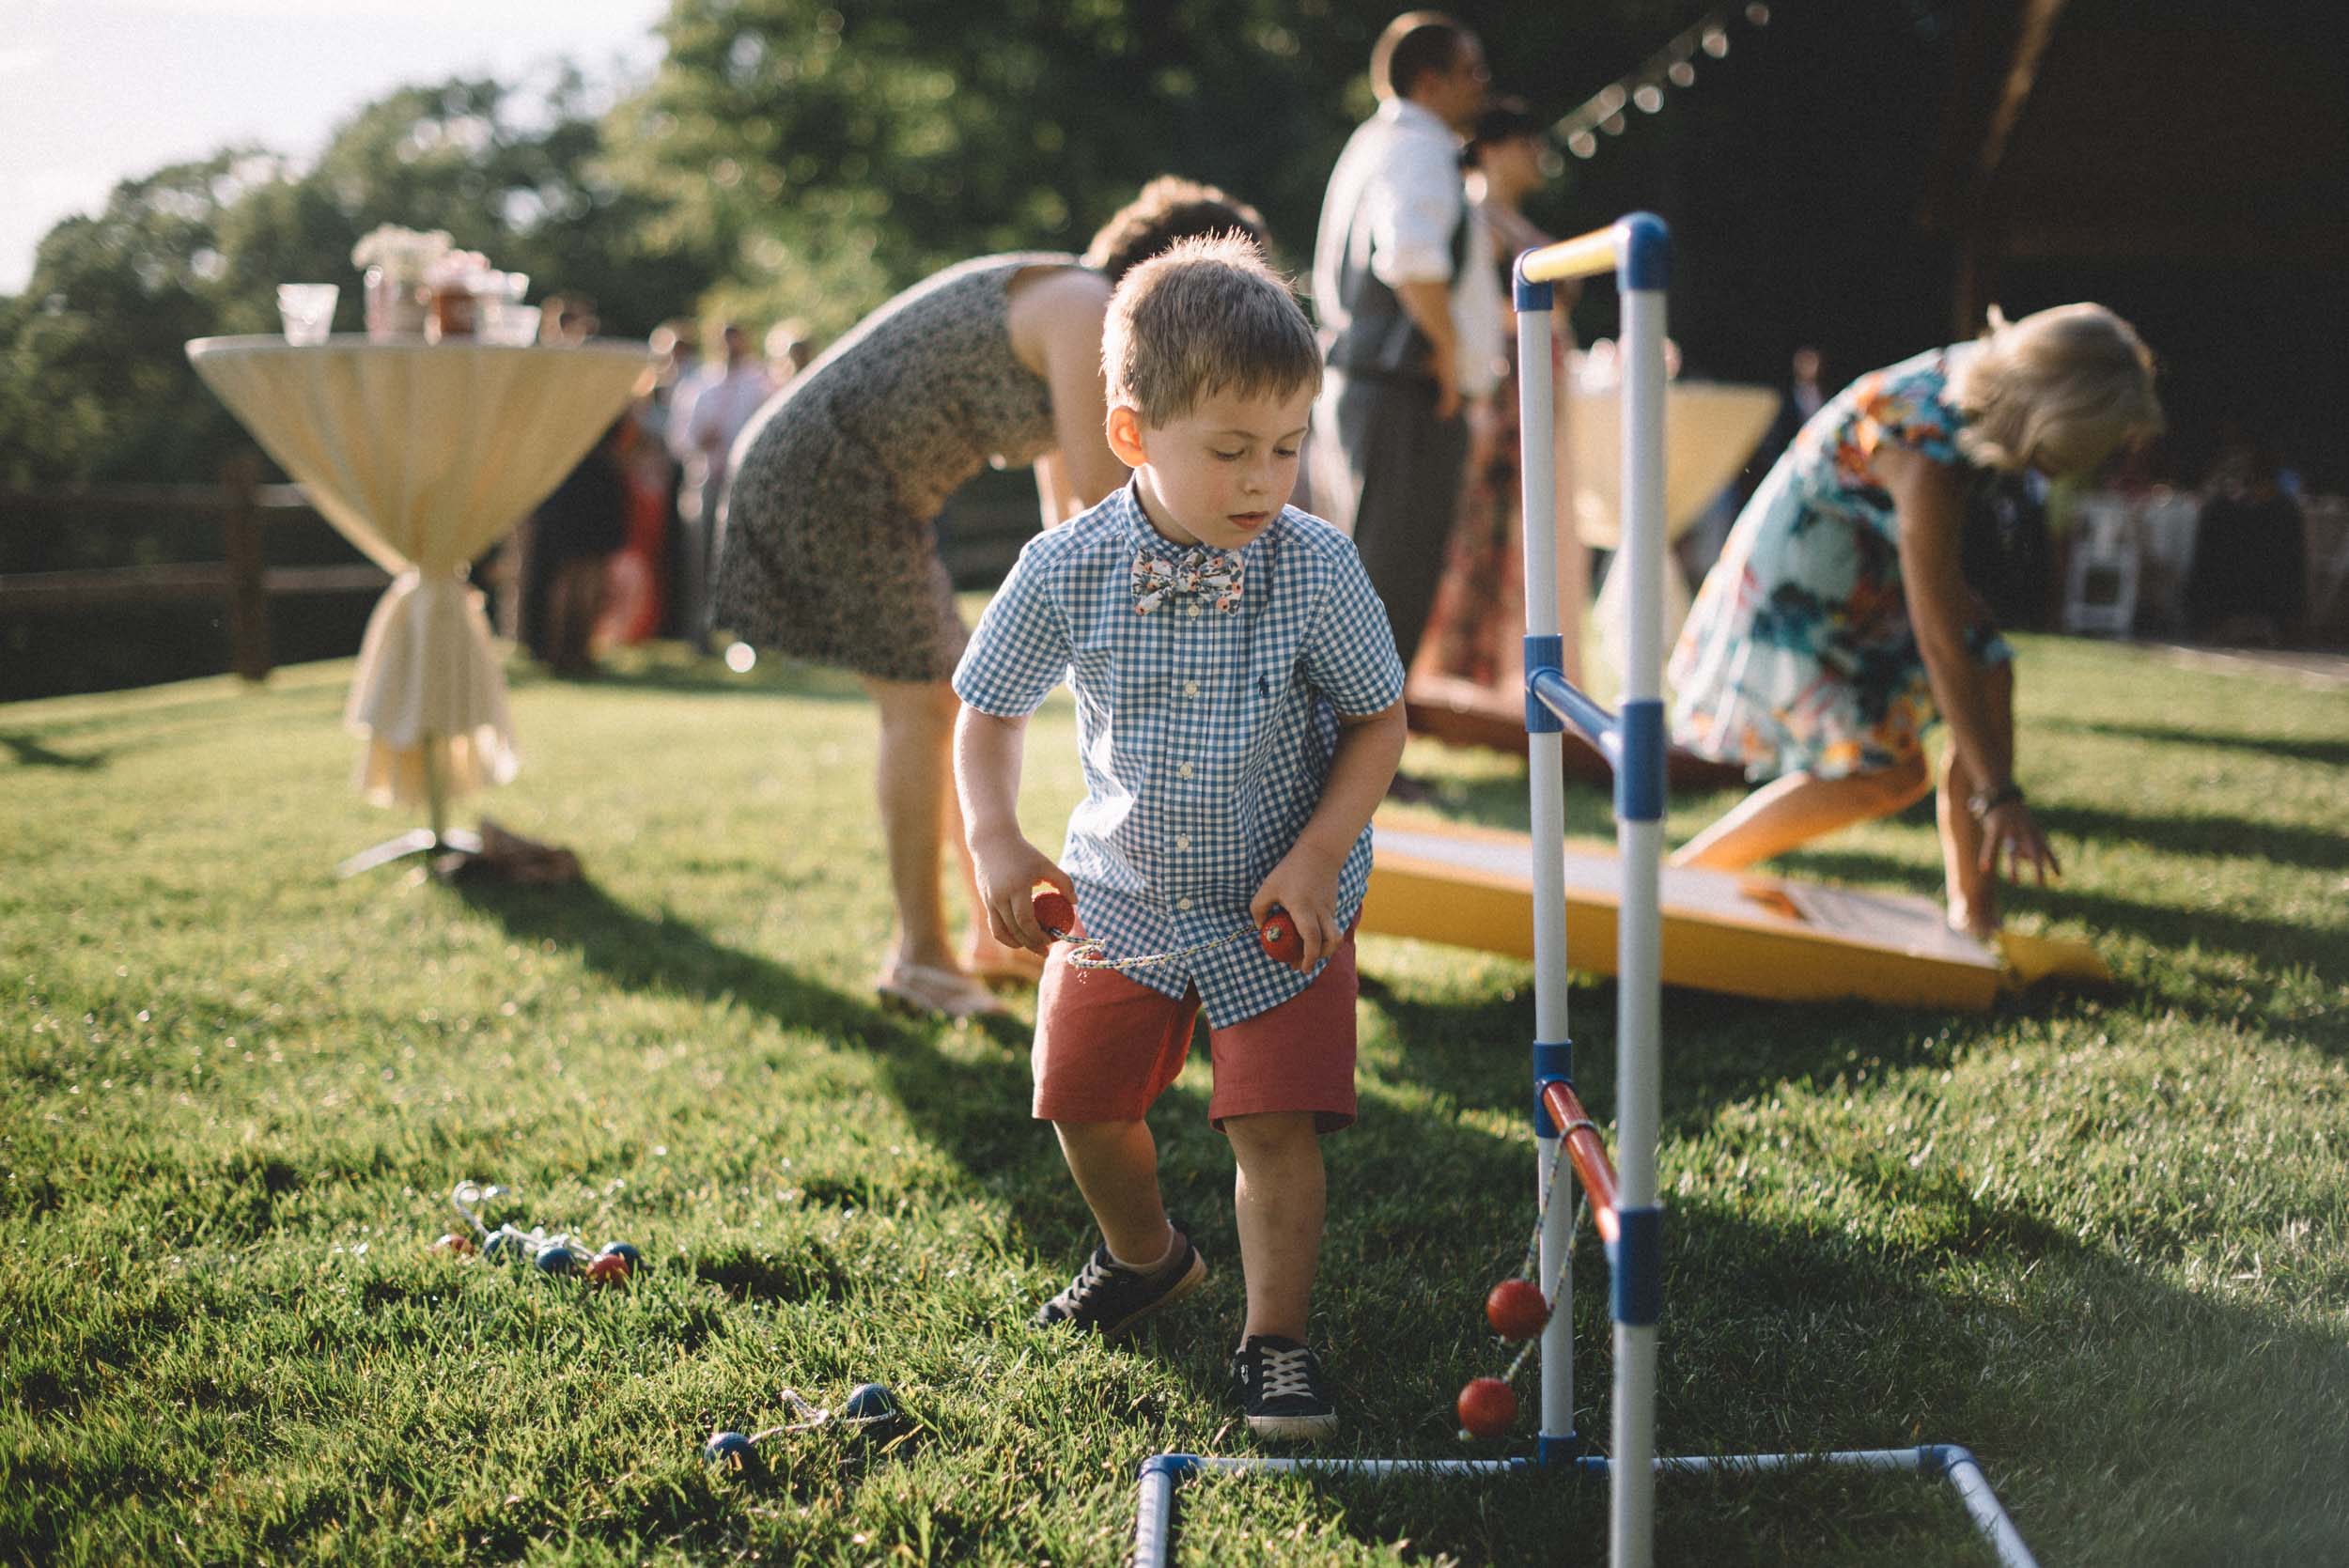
[1948,303,2162,475]
[1102,233,1322,427]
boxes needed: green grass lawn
[4,633,2344,1565]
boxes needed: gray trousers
[1318,368,1470,672]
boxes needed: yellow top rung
[1517,227,1621,285]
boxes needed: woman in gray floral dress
[715,179,1270,1018]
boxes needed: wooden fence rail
[5,463,1045,693]
[0,461,388,682]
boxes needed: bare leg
[861,675,961,972]
[1224,1111,1325,1343]
[1053,1119,1174,1266]
[1670,753,1933,872]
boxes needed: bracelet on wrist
[1967,781,2026,822]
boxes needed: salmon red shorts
[1032,924,1359,1134]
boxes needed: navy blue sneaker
[1231,1335,1337,1441]
[1033,1222,1206,1342]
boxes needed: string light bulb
[1549,5,1769,162]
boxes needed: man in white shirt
[675,321,775,652]
[1311,10,1501,674]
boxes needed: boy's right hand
[972,831,1073,955]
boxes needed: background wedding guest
[537,292,599,345]
[1669,303,2162,938]
[676,321,775,654]
[598,334,691,649]
[1417,95,1585,695]
[765,318,817,387]
[521,417,630,677]
[1311,10,1502,686]
[2187,432,2307,646]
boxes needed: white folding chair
[2062,494,2139,637]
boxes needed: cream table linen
[1569,376,1781,551]
[1568,375,1780,701]
[186,335,646,813]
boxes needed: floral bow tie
[1131,546,1245,616]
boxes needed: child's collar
[1115,477,1280,562]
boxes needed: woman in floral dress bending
[1668,304,2160,936]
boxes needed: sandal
[876,961,1010,1020]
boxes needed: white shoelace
[1058,1255,1115,1308]
[1257,1343,1316,1402]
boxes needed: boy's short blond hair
[1102,233,1322,428]
[1949,303,2162,475]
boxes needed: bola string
[1035,890,1304,974]
[1056,921,1264,972]
[452,1179,587,1258]
[747,1389,833,1442]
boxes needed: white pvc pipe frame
[1128,215,2038,1568]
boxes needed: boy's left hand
[1251,844,1345,974]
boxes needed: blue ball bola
[534,1243,581,1275]
[704,1431,757,1471]
[481,1232,526,1264]
[596,1241,643,1267]
[839,1382,906,1441]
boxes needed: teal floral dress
[1669,345,2011,781]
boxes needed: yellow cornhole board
[1363,818,2109,1011]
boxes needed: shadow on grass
[1148,1094,2349,1566]
[441,874,2345,1561]
[1356,967,2019,1136]
[2031,802,2349,873]
[0,729,111,769]
[446,876,1096,1259]
[2042,717,2349,769]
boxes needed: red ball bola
[1032,888,1075,939]
[585,1251,632,1284]
[433,1232,474,1255]
[1258,908,1305,966]
[1456,1377,1518,1439]
[1486,1279,1550,1341]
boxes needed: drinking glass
[479,301,543,346]
[276,284,339,345]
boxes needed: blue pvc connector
[1527,668,1621,760]
[1616,698,1666,823]
[1617,212,1671,291]
[1140,1452,1200,1482]
[1532,1040,1572,1135]
[1522,635,1564,733]
[1514,266,1555,312]
[1609,1204,1663,1327]
[1536,1431,1581,1466]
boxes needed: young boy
[952,234,1408,1440]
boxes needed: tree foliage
[0,0,1937,489]
[0,73,715,485]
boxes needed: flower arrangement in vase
[351,225,450,340]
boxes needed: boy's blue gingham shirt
[954,481,1405,1026]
